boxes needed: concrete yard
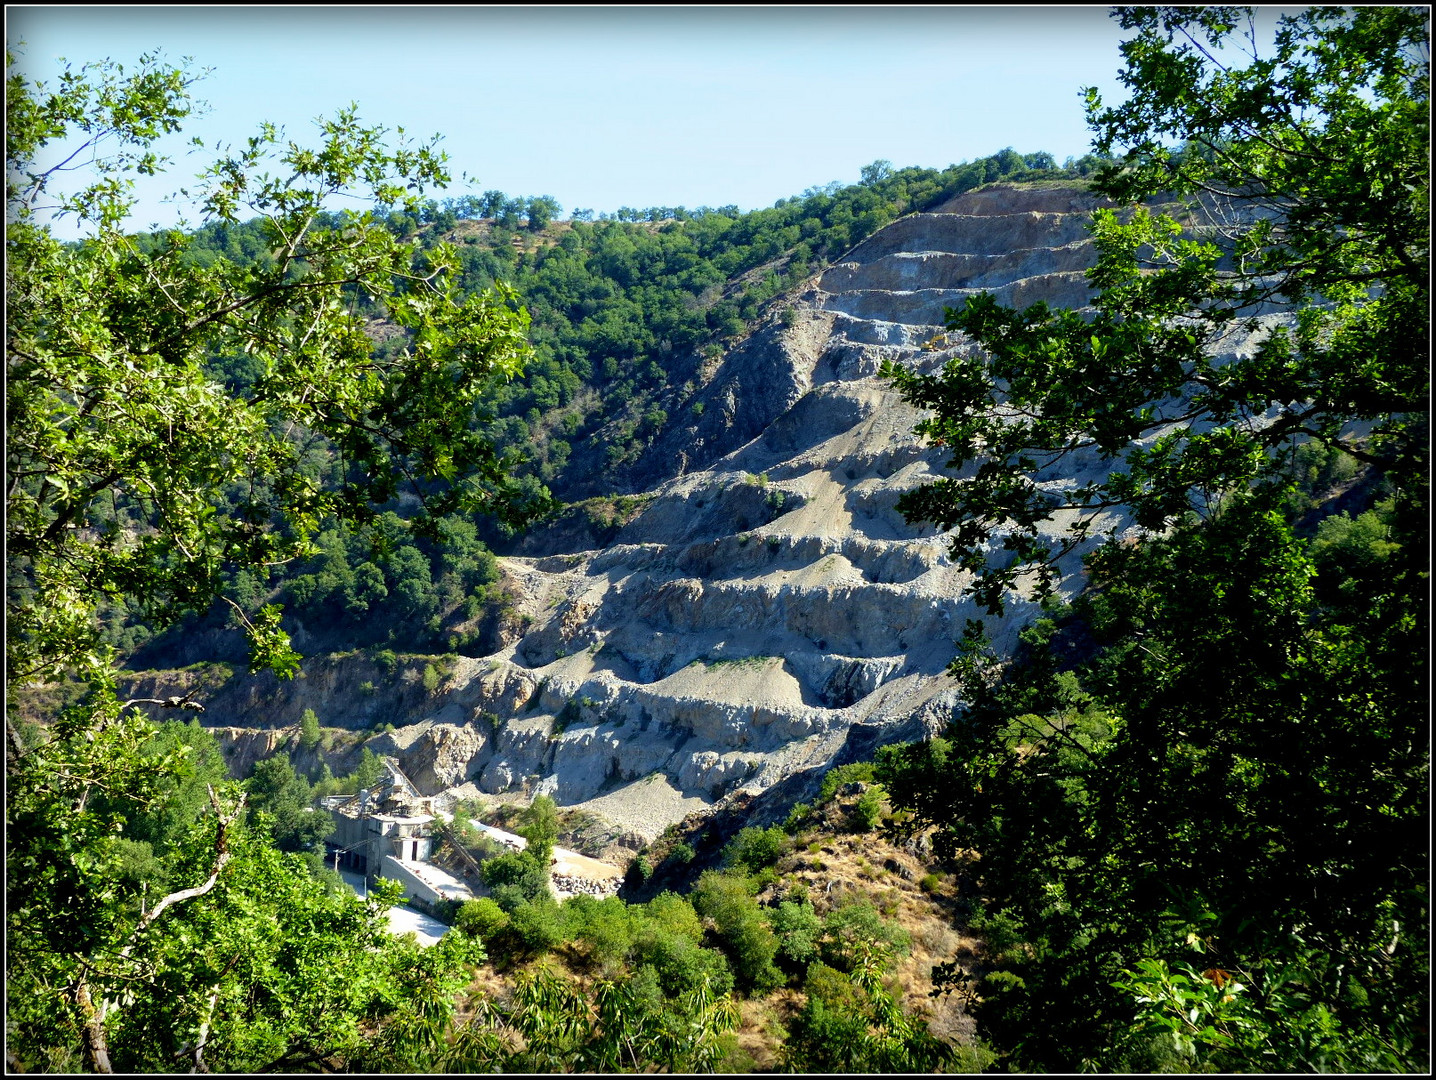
[339,869,449,947]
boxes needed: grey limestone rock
[176,183,1281,842]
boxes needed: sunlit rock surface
[177,183,1290,842]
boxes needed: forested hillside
[177,148,1099,505]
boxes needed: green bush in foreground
[454,897,509,941]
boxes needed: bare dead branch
[121,695,207,713]
[79,787,247,1071]
[122,786,244,948]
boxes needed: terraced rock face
[191,182,1291,841]
[405,183,1148,839]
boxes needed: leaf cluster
[880,11,1427,1068]
[887,7,1427,616]
[6,49,539,688]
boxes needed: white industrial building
[322,757,622,913]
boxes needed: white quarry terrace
[197,182,1295,847]
[350,184,1163,836]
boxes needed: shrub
[819,761,875,802]
[751,865,781,892]
[111,837,167,895]
[849,785,885,832]
[298,708,321,750]
[454,897,509,941]
[721,825,789,875]
[552,699,581,732]
[635,929,735,999]
[456,830,506,864]
[783,802,811,833]
[620,964,670,1029]
[713,1033,756,1074]
[668,840,695,864]
[430,898,463,925]
[626,853,653,888]
[566,895,633,971]
[518,795,559,866]
[804,961,867,1011]
[787,958,951,1072]
[692,870,785,994]
[785,991,873,1072]
[770,900,823,970]
[452,796,486,819]
[481,850,549,910]
[820,900,910,974]
[643,891,704,943]
[350,747,385,790]
[507,897,565,956]
[919,873,941,894]
[486,884,530,914]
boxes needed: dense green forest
[7,4,1427,1073]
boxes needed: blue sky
[10,6,1142,236]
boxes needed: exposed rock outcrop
[134,182,1290,844]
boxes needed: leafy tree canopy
[5,50,521,1071]
[245,752,335,853]
[886,5,1427,614]
[517,792,559,864]
[6,48,542,694]
[881,6,1427,1072]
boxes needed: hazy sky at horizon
[10,6,1142,236]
